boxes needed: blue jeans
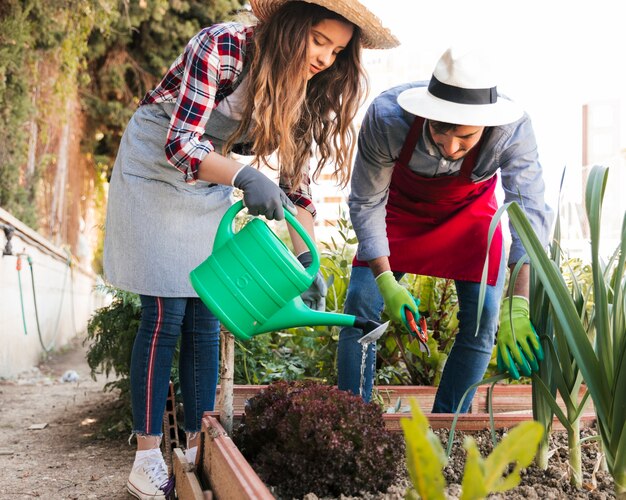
[337,259,505,413]
[130,296,220,436]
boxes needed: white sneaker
[126,452,174,499]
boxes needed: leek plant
[502,165,625,496]
[512,174,593,485]
[527,254,593,487]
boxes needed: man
[337,47,553,413]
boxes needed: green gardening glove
[375,271,419,325]
[497,296,544,380]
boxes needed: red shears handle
[405,308,428,344]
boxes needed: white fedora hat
[249,0,399,49]
[397,47,523,126]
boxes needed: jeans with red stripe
[130,295,220,436]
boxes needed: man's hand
[297,251,327,311]
[497,296,544,379]
[375,271,419,324]
[233,165,296,220]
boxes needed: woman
[103,1,398,498]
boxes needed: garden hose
[27,255,55,353]
[16,255,28,336]
[15,252,59,353]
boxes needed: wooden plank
[201,416,274,500]
[382,411,596,432]
[173,448,207,500]
[471,385,594,414]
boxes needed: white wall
[0,207,109,378]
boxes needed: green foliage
[233,380,403,498]
[0,1,41,226]
[401,400,447,500]
[82,0,247,180]
[401,398,543,500]
[234,329,337,384]
[459,420,543,499]
[84,284,141,432]
[503,165,626,496]
[528,242,593,485]
[377,274,460,386]
[0,0,245,232]
[0,0,117,228]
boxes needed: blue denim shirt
[349,81,554,267]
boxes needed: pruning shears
[404,307,430,356]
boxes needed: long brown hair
[225,1,367,190]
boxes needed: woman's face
[307,18,354,80]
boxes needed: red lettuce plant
[233,380,403,498]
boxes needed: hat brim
[397,87,523,127]
[249,0,399,49]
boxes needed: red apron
[353,116,502,285]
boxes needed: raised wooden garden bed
[174,384,596,499]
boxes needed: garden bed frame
[172,384,596,499]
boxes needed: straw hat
[397,47,523,126]
[249,0,399,49]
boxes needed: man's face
[428,123,485,161]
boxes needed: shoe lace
[144,459,169,487]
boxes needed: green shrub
[84,286,141,433]
[85,284,184,434]
[376,274,462,386]
[233,380,403,498]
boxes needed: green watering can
[190,200,388,342]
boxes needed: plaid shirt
[140,22,315,216]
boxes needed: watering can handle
[213,200,320,280]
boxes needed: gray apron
[103,102,245,297]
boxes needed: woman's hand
[233,166,296,220]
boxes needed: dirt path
[0,337,134,500]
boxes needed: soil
[274,426,616,500]
[0,337,134,499]
[0,337,618,500]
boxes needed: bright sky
[359,0,626,208]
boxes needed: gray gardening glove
[233,165,296,221]
[296,251,328,311]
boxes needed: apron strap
[397,116,425,166]
[459,129,487,178]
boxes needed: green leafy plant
[528,248,592,486]
[84,284,141,432]
[234,329,336,384]
[502,164,626,497]
[512,170,593,482]
[377,274,460,386]
[401,398,543,500]
[84,284,183,435]
[233,380,403,498]
[0,0,116,228]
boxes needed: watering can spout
[261,298,389,344]
[261,297,358,332]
